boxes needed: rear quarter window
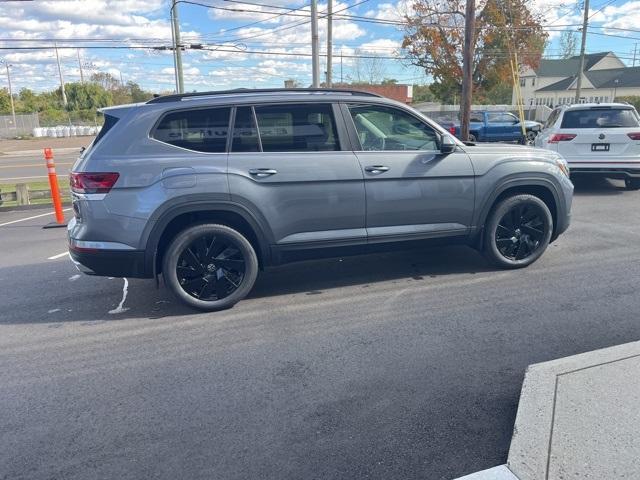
[561,108,640,128]
[153,107,231,153]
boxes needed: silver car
[68,88,573,310]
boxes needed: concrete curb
[456,341,640,480]
[507,340,640,480]
[454,465,519,479]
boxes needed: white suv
[535,103,640,189]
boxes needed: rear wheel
[468,133,477,142]
[483,194,553,269]
[625,178,640,190]
[525,130,537,144]
[163,224,258,310]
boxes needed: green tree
[412,84,436,103]
[64,82,112,111]
[0,88,11,114]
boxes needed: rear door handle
[249,168,278,177]
[364,165,390,174]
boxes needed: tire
[468,133,477,142]
[525,130,537,145]
[483,194,553,269]
[625,178,640,190]
[162,223,259,311]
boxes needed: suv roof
[147,88,382,104]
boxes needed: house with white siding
[513,52,640,107]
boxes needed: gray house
[514,52,640,107]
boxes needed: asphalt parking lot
[1,176,639,480]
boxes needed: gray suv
[68,88,573,310]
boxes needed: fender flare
[474,175,563,245]
[143,199,274,276]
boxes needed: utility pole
[310,0,320,87]
[119,70,124,86]
[633,43,637,67]
[3,62,16,127]
[326,0,333,87]
[460,0,476,142]
[171,0,184,93]
[575,0,590,103]
[54,42,68,107]
[340,48,343,84]
[77,49,84,83]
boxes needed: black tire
[625,178,640,190]
[483,194,553,269]
[468,133,477,142]
[525,130,537,144]
[162,223,258,311]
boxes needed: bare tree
[350,50,386,84]
[559,31,577,59]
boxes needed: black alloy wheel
[483,194,553,269]
[163,224,259,310]
[495,203,546,261]
[176,234,246,301]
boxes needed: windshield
[561,108,640,128]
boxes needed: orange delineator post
[44,148,65,224]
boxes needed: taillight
[548,133,576,143]
[627,133,640,140]
[70,172,119,194]
[449,125,456,135]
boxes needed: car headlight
[556,157,570,178]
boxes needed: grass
[0,180,71,208]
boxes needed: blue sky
[1,0,640,94]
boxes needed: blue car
[442,111,542,143]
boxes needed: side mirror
[440,135,456,154]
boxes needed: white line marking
[0,208,72,227]
[48,308,60,313]
[48,251,70,260]
[109,278,130,314]
[0,162,73,169]
[68,274,81,281]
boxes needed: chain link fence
[0,113,39,139]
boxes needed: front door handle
[364,165,390,174]
[249,168,278,177]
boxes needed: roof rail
[147,87,382,104]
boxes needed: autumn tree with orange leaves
[402,0,547,103]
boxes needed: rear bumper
[69,247,149,278]
[569,166,640,179]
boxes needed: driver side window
[348,104,439,151]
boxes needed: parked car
[68,88,573,310]
[535,103,640,190]
[442,111,542,143]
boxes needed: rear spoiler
[98,102,144,119]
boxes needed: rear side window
[153,107,231,152]
[544,109,561,129]
[254,104,339,152]
[560,108,640,129]
[94,114,118,146]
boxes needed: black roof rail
[146,87,382,104]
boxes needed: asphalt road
[1,177,640,480]
[0,149,79,183]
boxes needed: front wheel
[525,130,537,145]
[625,178,640,190]
[483,194,553,269]
[163,224,259,310]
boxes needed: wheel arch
[144,201,273,277]
[475,178,561,248]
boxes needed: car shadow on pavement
[249,245,493,299]
[572,176,626,196]
[0,245,496,324]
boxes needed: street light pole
[77,49,84,83]
[54,42,68,107]
[3,62,16,127]
[326,0,333,88]
[171,0,184,93]
[575,0,590,103]
[310,0,320,87]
